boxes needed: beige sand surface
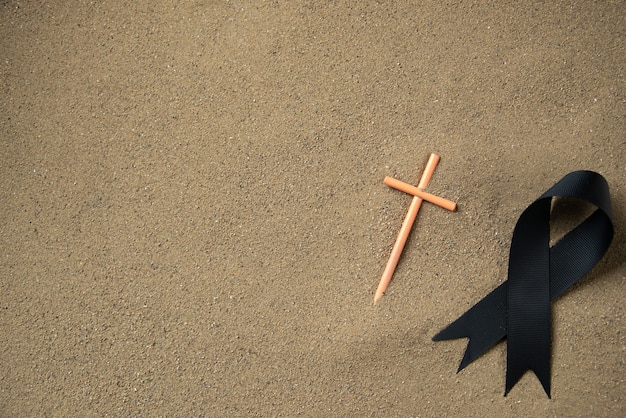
[1,1,624,416]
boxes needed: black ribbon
[433,171,614,397]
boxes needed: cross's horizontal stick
[384,176,457,212]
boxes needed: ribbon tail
[505,198,552,397]
[433,282,508,371]
[505,355,551,398]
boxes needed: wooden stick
[383,176,457,212]
[374,154,440,304]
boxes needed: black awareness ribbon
[432,170,614,397]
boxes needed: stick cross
[374,154,457,303]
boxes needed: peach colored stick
[374,153,440,304]
[383,176,457,212]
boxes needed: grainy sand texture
[1,1,624,416]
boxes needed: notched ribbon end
[433,330,501,375]
[431,324,474,373]
[504,381,552,399]
[504,367,551,398]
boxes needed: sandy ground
[1,1,624,416]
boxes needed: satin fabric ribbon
[433,170,614,397]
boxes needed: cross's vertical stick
[374,153,440,304]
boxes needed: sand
[1,1,624,416]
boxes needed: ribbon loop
[433,171,614,397]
